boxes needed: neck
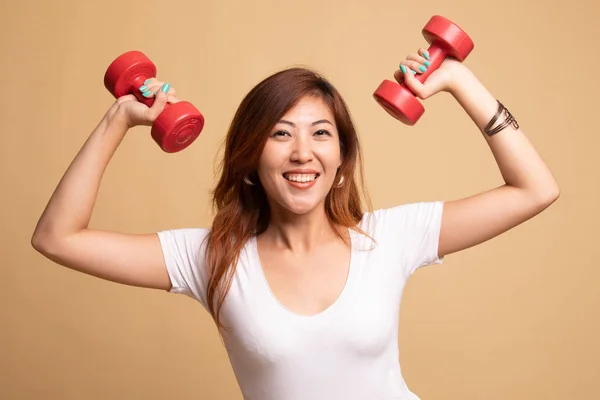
[263,203,345,253]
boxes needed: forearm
[451,67,560,201]
[33,107,128,241]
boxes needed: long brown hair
[205,67,371,330]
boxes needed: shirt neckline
[249,228,358,325]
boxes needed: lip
[282,169,320,175]
[282,169,320,190]
[284,176,319,190]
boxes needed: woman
[32,48,560,399]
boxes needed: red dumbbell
[104,50,205,153]
[373,15,474,125]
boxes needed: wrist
[102,104,130,132]
[91,105,130,147]
[446,67,508,134]
[447,64,478,97]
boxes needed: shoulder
[155,227,213,305]
[156,227,212,266]
[157,227,211,249]
[357,201,445,274]
[157,227,211,242]
[358,201,444,237]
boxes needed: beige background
[2,0,598,399]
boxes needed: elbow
[31,230,61,258]
[31,233,65,266]
[543,180,561,205]
[533,181,560,210]
[32,228,80,262]
[31,231,50,255]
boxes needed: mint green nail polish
[411,69,417,74]
[142,90,152,97]
[423,50,430,60]
[140,85,148,92]
[418,65,427,73]
[424,60,430,67]
[161,83,170,93]
[400,65,407,74]
[144,79,151,84]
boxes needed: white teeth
[284,174,318,183]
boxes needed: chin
[277,197,325,216]
[264,177,332,217]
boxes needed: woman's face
[257,95,343,217]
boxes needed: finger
[402,60,428,75]
[402,69,431,99]
[146,83,171,120]
[146,84,179,104]
[393,62,419,84]
[166,94,181,104]
[418,48,431,62]
[406,52,431,68]
[145,81,176,95]
[138,81,177,99]
[137,79,158,98]
[393,68,409,84]
[393,61,414,82]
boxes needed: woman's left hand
[394,48,466,99]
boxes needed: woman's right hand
[110,79,180,129]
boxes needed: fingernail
[411,69,417,74]
[423,50,430,60]
[142,90,153,98]
[423,60,431,67]
[418,65,427,73]
[400,65,407,74]
[161,83,170,93]
[144,79,152,84]
[139,85,148,92]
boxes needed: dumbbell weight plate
[104,51,156,102]
[152,101,205,153]
[422,15,474,62]
[373,80,424,125]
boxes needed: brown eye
[314,130,331,136]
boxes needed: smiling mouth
[283,173,320,183]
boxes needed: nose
[290,135,313,164]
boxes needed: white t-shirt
[157,201,444,400]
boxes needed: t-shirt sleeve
[371,201,445,277]
[156,228,210,310]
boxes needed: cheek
[317,145,342,170]
[257,147,284,182]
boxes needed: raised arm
[398,49,560,258]
[32,81,178,290]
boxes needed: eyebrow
[278,119,333,127]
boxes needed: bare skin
[31,50,559,315]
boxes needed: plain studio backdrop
[1,0,598,399]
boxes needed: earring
[336,175,344,187]
[243,176,255,186]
